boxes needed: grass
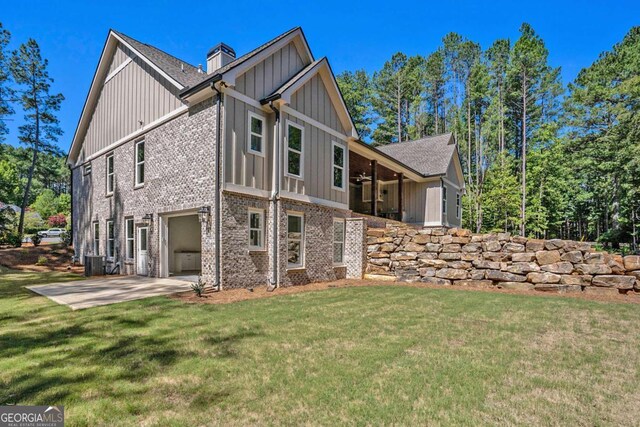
[1,270,640,426]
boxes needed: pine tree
[336,69,373,139]
[10,39,64,236]
[0,22,13,142]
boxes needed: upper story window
[333,218,345,265]
[248,111,265,156]
[135,140,145,187]
[456,193,461,219]
[106,153,114,195]
[442,185,447,214]
[287,212,304,268]
[332,141,345,191]
[286,121,304,178]
[248,208,265,250]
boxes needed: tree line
[0,22,67,244]
[337,23,639,249]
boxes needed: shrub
[62,231,72,247]
[36,256,48,265]
[2,233,23,248]
[190,276,205,297]
[30,233,42,246]
[48,213,67,228]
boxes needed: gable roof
[112,30,206,88]
[376,133,457,177]
[180,27,312,98]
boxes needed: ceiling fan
[351,172,372,182]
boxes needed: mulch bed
[0,243,83,273]
[172,278,640,305]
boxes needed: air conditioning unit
[84,255,105,277]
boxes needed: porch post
[398,173,404,221]
[371,160,378,217]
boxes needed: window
[332,141,345,191]
[125,218,134,259]
[286,122,303,178]
[248,208,264,250]
[135,140,145,187]
[248,111,265,156]
[287,213,304,268]
[106,154,114,195]
[106,220,115,258]
[84,163,92,175]
[93,222,100,255]
[442,185,447,214]
[456,193,461,219]
[333,218,345,265]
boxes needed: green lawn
[1,270,639,426]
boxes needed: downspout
[68,164,73,255]
[211,82,223,291]
[268,101,281,290]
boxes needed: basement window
[106,220,115,259]
[442,185,447,214]
[333,218,345,265]
[125,218,134,259]
[248,208,265,251]
[287,212,304,268]
[456,193,461,219]
[93,222,100,255]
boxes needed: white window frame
[333,218,345,266]
[456,193,461,219]
[285,120,304,179]
[125,218,134,260]
[248,208,265,251]
[331,140,346,192]
[442,185,447,214]
[106,153,114,196]
[93,221,100,255]
[247,111,266,157]
[106,220,115,259]
[287,212,305,269]
[134,140,145,187]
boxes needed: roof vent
[206,42,236,74]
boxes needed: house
[68,27,464,289]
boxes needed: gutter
[180,73,222,99]
[211,81,223,291]
[267,101,281,290]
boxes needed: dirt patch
[0,244,83,273]
[172,278,640,305]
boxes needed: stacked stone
[366,225,640,295]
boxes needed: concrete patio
[27,275,196,310]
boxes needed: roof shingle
[376,133,456,177]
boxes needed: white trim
[248,208,265,251]
[223,183,270,199]
[92,221,100,255]
[104,57,133,83]
[331,140,346,192]
[125,217,134,260]
[134,140,145,187]
[110,32,184,90]
[281,105,349,143]
[105,153,114,196]
[286,211,305,269]
[423,221,445,227]
[442,183,447,215]
[280,190,349,211]
[285,120,304,179]
[247,111,266,157]
[332,218,345,266]
[442,176,463,191]
[75,106,189,167]
[456,192,461,219]
[223,87,266,110]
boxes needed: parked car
[37,228,65,238]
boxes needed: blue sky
[3,0,639,151]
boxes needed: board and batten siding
[281,113,348,206]
[234,42,307,101]
[223,96,273,192]
[80,42,184,160]
[289,74,345,135]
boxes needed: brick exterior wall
[72,98,218,278]
[345,218,367,279]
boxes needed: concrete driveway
[27,275,196,310]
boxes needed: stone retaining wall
[366,225,640,294]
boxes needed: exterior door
[137,227,149,276]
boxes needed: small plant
[36,256,48,265]
[190,276,205,297]
[62,231,72,247]
[4,233,23,248]
[31,234,42,246]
